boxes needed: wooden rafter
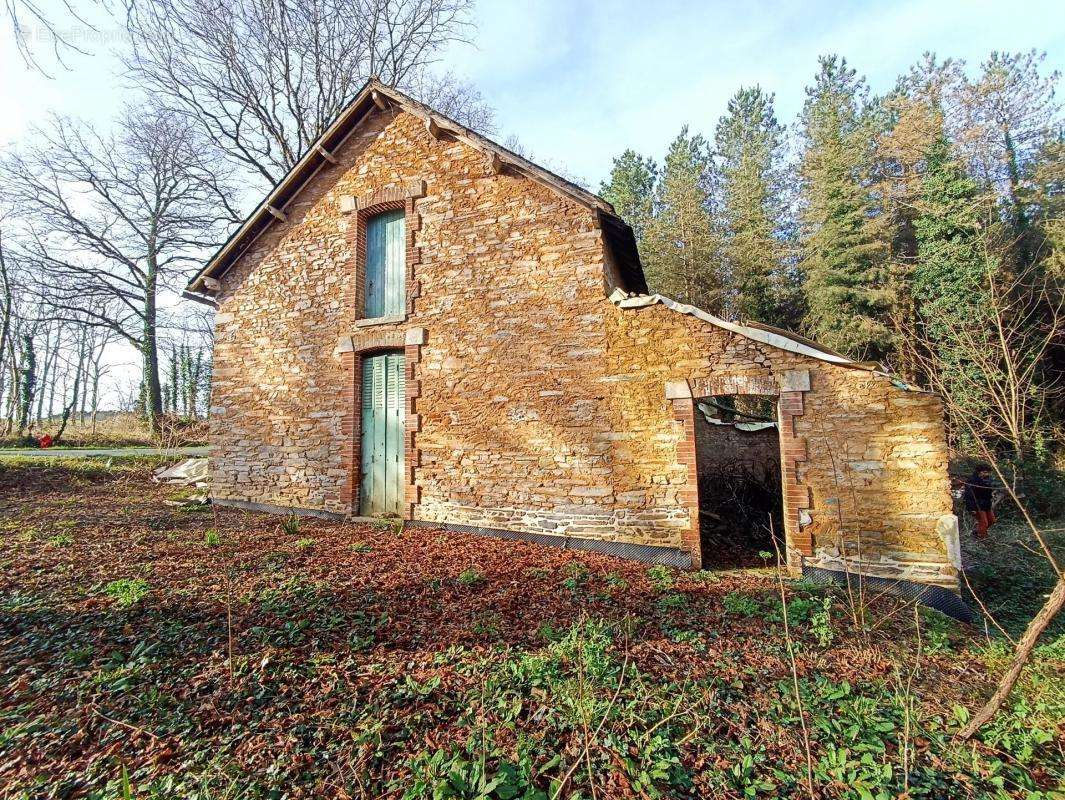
[316,144,338,164]
[425,116,443,140]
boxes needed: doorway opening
[359,350,406,517]
[693,394,784,568]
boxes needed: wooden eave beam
[425,116,444,139]
[371,90,389,111]
[486,151,503,175]
[266,205,288,222]
[316,144,338,164]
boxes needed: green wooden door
[365,209,406,317]
[360,352,405,516]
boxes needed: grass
[962,515,1065,639]
[0,412,208,449]
[0,458,1061,798]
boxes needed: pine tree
[599,150,657,244]
[642,127,724,312]
[959,51,1061,269]
[912,135,994,432]
[798,56,893,361]
[879,55,967,378]
[714,86,790,326]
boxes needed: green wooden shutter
[360,352,405,516]
[365,210,406,317]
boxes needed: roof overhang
[186,78,644,298]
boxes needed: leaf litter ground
[0,458,1061,798]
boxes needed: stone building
[186,79,961,594]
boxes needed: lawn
[0,459,1061,799]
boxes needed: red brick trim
[403,336,423,519]
[778,389,813,557]
[339,350,359,510]
[345,180,425,323]
[339,334,424,519]
[339,180,426,517]
[669,394,702,570]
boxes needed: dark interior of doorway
[694,394,784,568]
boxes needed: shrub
[203,529,220,547]
[457,568,484,587]
[47,533,73,547]
[723,591,760,617]
[103,578,149,608]
[295,538,314,550]
[280,515,300,536]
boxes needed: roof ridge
[187,78,627,295]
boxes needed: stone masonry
[207,103,958,589]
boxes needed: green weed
[647,564,674,591]
[723,591,760,617]
[458,568,485,587]
[103,578,149,608]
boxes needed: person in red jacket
[37,433,53,449]
[962,464,997,539]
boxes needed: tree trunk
[142,271,163,433]
[35,326,53,424]
[4,334,18,435]
[16,333,36,436]
[0,237,12,429]
[76,328,89,425]
[90,349,103,435]
[53,349,83,446]
[959,575,1065,739]
[46,336,59,420]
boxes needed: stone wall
[210,106,957,588]
[599,299,957,586]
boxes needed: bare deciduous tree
[123,0,490,190]
[1,107,237,431]
[4,0,107,75]
[908,249,1064,458]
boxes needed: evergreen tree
[714,86,790,326]
[599,150,657,244]
[642,127,724,312]
[959,50,1061,268]
[912,135,994,434]
[879,55,967,377]
[798,56,893,361]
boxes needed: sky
[1,0,1063,406]
[3,0,1064,187]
